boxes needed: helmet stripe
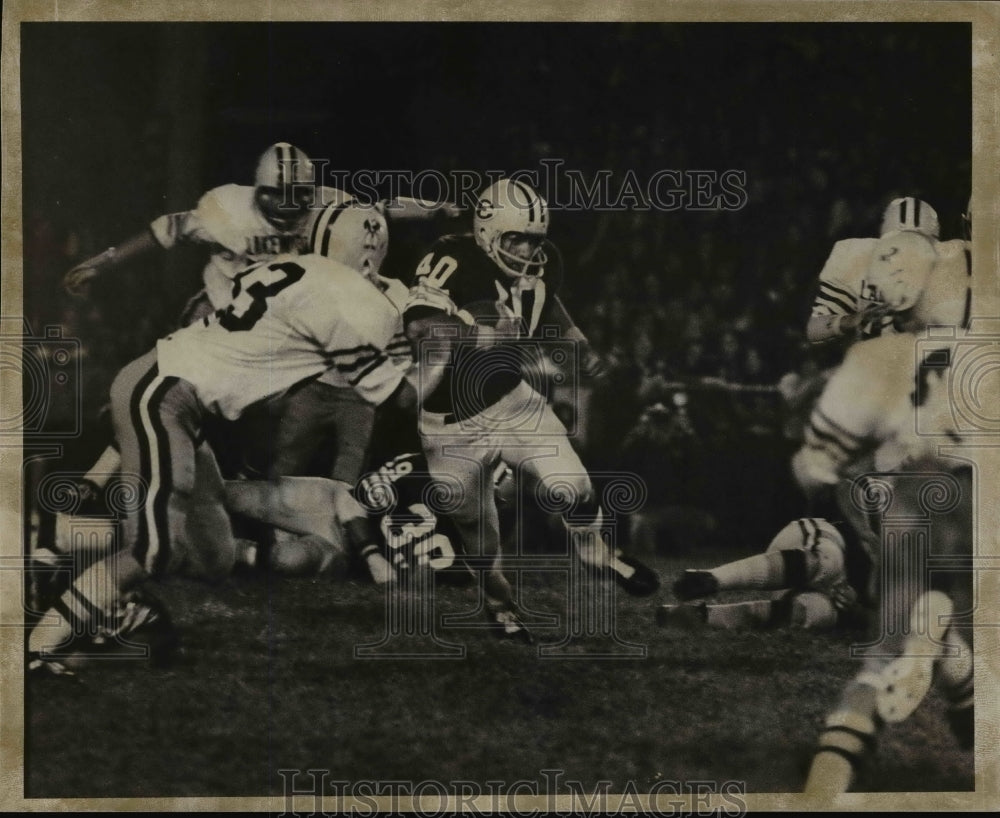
[311,201,353,256]
[511,179,537,224]
[277,143,288,186]
[912,198,921,228]
[899,199,907,227]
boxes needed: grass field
[25,551,974,799]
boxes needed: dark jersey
[355,451,462,574]
[403,233,564,419]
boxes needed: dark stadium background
[19,21,975,799]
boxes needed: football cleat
[99,586,180,667]
[874,591,952,723]
[672,569,720,601]
[611,552,660,596]
[489,607,535,645]
[655,602,708,630]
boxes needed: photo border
[2,0,998,813]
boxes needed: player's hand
[840,302,892,336]
[63,264,99,298]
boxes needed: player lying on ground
[28,199,415,673]
[402,178,659,643]
[657,516,870,632]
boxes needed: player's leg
[927,468,974,749]
[28,350,192,666]
[270,380,389,582]
[182,442,240,580]
[657,591,840,631]
[419,412,527,639]
[673,518,845,600]
[498,385,657,596]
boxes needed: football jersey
[316,274,412,391]
[354,451,460,572]
[798,332,965,485]
[150,184,350,310]
[811,236,973,339]
[403,233,564,419]
[811,238,895,338]
[155,253,404,420]
[910,238,972,330]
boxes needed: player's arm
[402,244,491,400]
[807,244,891,344]
[403,309,471,402]
[62,199,215,298]
[807,303,892,344]
[62,228,163,297]
[547,294,604,377]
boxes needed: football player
[258,200,417,585]
[28,203,412,670]
[792,289,984,793]
[63,142,325,322]
[806,196,971,345]
[59,144,459,512]
[401,178,659,642]
[223,450,484,586]
[657,516,870,632]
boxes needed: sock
[568,508,635,578]
[804,679,880,796]
[28,559,118,656]
[711,550,794,591]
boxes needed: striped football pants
[110,348,236,580]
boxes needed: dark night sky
[22,22,970,225]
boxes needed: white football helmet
[309,199,389,282]
[879,196,940,240]
[473,178,549,277]
[253,142,317,231]
[862,229,938,311]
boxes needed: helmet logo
[476,198,495,220]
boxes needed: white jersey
[796,333,964,486]
[811,238,894,337]
[150,184,350,310]
[811,236,972,339]
[315,273,412,394]
[155,253,404,419]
